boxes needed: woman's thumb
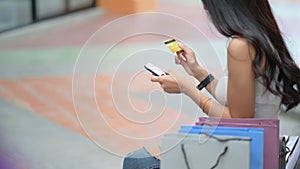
[178,42,189,51]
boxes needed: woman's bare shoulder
[227,37,256,61]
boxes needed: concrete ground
[0,0,299,168]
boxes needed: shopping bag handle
[181,144,228,169]
[200,132,252,142]
[180,134,250,169]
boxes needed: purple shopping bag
[196,117,279,169]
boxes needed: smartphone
[144,63,167,76]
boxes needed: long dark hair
[202,0,300,111]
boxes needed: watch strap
[196,74,215,91]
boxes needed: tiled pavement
[0,0,299,168]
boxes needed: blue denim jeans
[122,147,160,169]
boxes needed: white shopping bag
[161,133,251,169]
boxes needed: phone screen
[144,63,167,76]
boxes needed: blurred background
[0,0,299,168]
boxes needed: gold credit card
[164,39,182,53]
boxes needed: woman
[123,0,300,168]
[152,0,300,118]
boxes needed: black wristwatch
[196,74,215,91]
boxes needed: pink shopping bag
[196,117,279,169]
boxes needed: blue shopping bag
[179,126,264,169]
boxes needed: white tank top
[214,76,281,118]
[214,37,281,118]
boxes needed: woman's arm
[175,44,219,98]
[152,38,256,118]
[227,37,256,118]
[184,84,232,118]
[151,75,231,118]
[192,37,256,118]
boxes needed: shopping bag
[179,126,264,169]
[286,136,300,169]
[196,117,279,169]
[161,133,251,169]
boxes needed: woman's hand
[176,43,208,81]
[151,71,196,95]
[151,75,181,94]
